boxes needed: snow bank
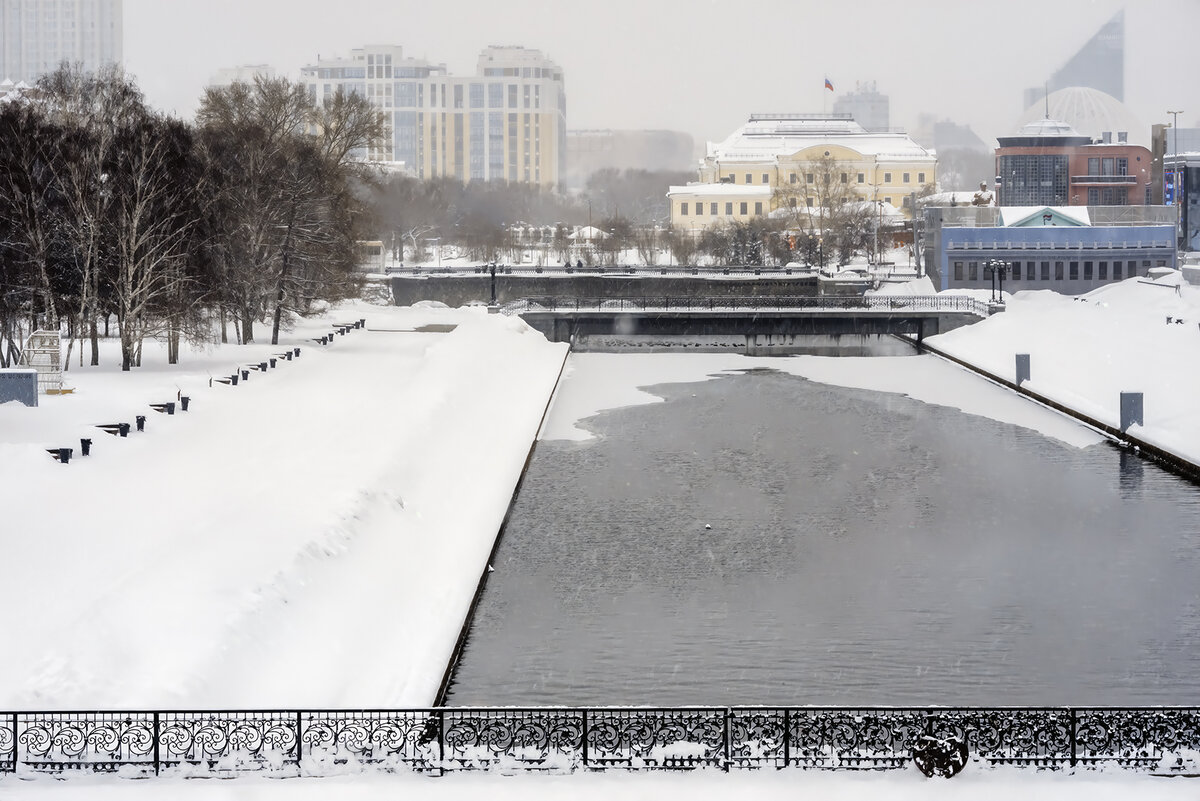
[930,274,1200,463]
[2,763,1197,800]
[0,302,567,708]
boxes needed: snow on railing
[504,295,992,318]
[3,707,1198,777]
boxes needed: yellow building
[669,114,937,229]
[302,45,565,188]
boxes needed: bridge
[509,295,995,344]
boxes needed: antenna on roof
[1044,83,1050,119]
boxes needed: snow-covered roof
[999,206,1092,227]
[704,115,935,163]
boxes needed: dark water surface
[446,364,1200,706]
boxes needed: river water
[445,351,1200,707]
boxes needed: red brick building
[995,119,1152,207]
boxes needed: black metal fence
[504,295,992,317]
[2,707,1199,776]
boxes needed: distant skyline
[122,0,1198,149]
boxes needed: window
[680,202,689,216]
[884,172,892,183]
[858,173,865,183]
[1117,158,1128,176]
[725,202,733,215]
[739,202,748,215]
[885,197,892,205]
[754,201,763,215]
[805,173,814,184]
[1113,261,1123,279]
[1041,262,1050,280]
[469,83,483,108]
[903,172,910,183]
[762,173,770,184]
[954,261,964,281]
[488,83,503,108]
[1069,262,1079,280]
[1088,157,1100,176]
[710,202,717,215]
[1088,188,1100,205]
[1055,261,1064,280]
[806,198,814,207]
[789,198,797,208]
[1099,261,1108,280]
[968,262,978,281]
[841,173,848,183]
[918,172,926,184]
[1084,261,1093,280]
[1102,158,1115,176]
[694,202,704,216]
[508,84,517,108]
[745,174,752,185]
[1026,262,1035,281]
[454,84,463,109]
[789,173,797,184]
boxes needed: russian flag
[824,77,834,92]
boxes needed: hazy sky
[125,0,1199,148]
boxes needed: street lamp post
[1168,110,1185,243]
[984,259,1009,303]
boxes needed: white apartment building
[208,64,276,90]
[301,44,566,187]
[0,0,122,84]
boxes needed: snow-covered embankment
[0,305,568,709]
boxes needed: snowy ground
[3,274,1200,797]
[0,301,567,709]
[3,764,1199,801]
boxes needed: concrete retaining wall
[0,368,38,407]
[391,274,819,307]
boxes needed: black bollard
[80,438,92,456]
[165,402,175,415]
[259,361,268,372]
[269,358,276,368]
[230,373,239,386]
[180,396,190,412]
[294,347,300,357]
[118,423,130,437]
[285,352,292,361]
[136,415,146,432]
[240,369,249,380]
[58,447,72,463]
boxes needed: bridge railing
[1,707,1196,776]
[505,295,992,317]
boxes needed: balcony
[1071,175,1136,185]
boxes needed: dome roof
[1015,87,1146,146]
[1016,118,1081,137]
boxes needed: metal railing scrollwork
[2,707,1199,778]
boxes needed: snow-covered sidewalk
[0,302,567,709]
[2,764,1198,800]
[928,274,1200,465]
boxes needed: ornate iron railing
[504,295,992,317]
[1,708,1197,777]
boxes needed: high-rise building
[831,81,889,133]
[1023,9,1123,110]
[208,64,276,90]
[0,0,123,84]
[301,44,566,187]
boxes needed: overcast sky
[125,0,1199,148]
